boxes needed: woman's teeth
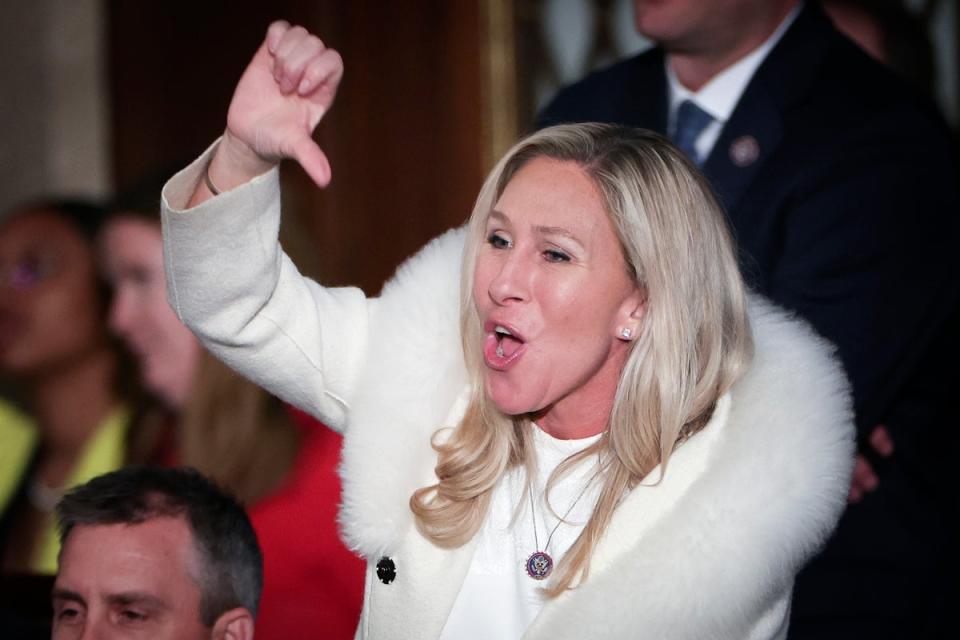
[494,325,512,358]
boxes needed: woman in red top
[99,188,364,639]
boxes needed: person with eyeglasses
[0,200,141,579]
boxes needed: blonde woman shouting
[161,21,854,640]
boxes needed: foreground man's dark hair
[56,466,262,625]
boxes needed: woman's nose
[488,253,530,305]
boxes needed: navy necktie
[671,100,714,165]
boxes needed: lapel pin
[729,135,760,167]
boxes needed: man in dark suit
[539,1,959,637]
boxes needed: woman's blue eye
[487,233,510,249]
[544,249,571,263]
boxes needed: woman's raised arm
[163,23,367,433]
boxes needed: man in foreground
[52,466,262,639]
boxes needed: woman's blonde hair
[411,124,753,595]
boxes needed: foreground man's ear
[212,607,255,640]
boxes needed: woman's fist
[215,20,343,190]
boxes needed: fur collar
[338,228,470,556]
[337,225,855,601]
[531,298,855,638]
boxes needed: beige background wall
[0,0,110,216]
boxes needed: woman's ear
[211,608,255,640]
[616,288,647,341]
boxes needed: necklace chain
[529,468,599,554]
[525,455,605,580]
[524,444,606,580]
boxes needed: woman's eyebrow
[487,209,510,224]
[488,210,586,249]
[535,225,586,251]
[534,224,576,240]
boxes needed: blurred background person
[100,181,364,639]
[0,198,155,638]
[822,0,937,98]
[0,199,144,577]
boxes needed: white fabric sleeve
[160,140,371,433]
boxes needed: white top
[666,4,801,161]
[438,427,604,639]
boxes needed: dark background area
[109,0,490,294]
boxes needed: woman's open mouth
[483,322,526,370]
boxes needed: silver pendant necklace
[525,468,601,580]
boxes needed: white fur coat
[163,147,855,639]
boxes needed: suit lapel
[701,3,833,215]
[623,48,669,134]
[702,87,783,214]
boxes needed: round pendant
[526,551,554,580]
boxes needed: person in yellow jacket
[0,199,136,575]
